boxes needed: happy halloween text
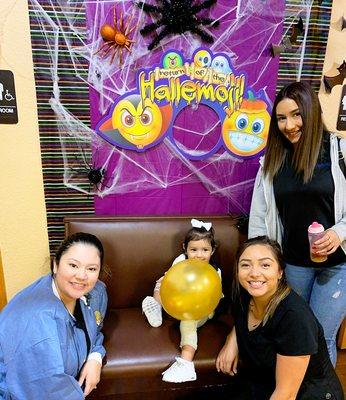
[139,71,246,114]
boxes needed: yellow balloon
[160,259,222,320]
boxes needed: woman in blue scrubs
[0,232,108,399]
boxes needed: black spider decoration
[87,167,105,186]
[137,0,219,50]
[69,147,110,194]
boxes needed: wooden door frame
[0,249,7,310]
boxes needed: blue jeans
[285,262,346,366]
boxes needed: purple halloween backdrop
[86,0,285,215]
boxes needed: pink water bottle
[308,222,327,263]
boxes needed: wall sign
[95,48,271,160]
[337,84,346,131]
[0,70,18,124]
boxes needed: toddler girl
[142,219,221,383]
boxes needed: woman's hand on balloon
[78,359,102,397]
[216,327,238,376]
[314,229,341,255]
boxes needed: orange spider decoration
[95,6,136,66]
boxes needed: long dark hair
[233,236,290,325]
[264,81,323,183]
[52,232,104,272]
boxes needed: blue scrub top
[0,274,107,400]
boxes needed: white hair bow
[191,218,212,231]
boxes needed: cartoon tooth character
[98,94,173,151]
[222,91,270,157]
[163,51,183,69]
[193,49,212,68]
[211,55,233,74]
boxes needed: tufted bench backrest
[64,215,240,309]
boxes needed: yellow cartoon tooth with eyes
[222,92,270,157]
[99,94,173,150]
[193,49,212,68]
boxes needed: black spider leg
[91,145,118,192]
[81,145,98,194]
[80,145,93,170]
[87,161,105,193]
[140,20,164,35]
[157,0,170,6]
[90,147,102,192]
[189,26,215,43]
[68,149,89,175]
[68,164,85,175]
[137,2,163,14]
[68,146,93,194]
[191,0,217,14]
[147,25,173,50]
[70,145,104,194]
[67,162,94,197]
[99,170,113,190]
[137,2,164,36]
[87,147,114,192]
[138,0,172,11]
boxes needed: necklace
[248,300,263,329]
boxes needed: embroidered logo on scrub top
[94,310,103,325]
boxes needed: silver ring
[328,237,332,244]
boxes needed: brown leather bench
[64,216,241,399]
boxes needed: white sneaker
[162,357,197,383]
[142,296,162,327]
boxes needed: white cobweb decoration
[28,0,314,213]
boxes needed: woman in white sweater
[248,81,346,366]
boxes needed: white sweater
[249,134,346,255]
